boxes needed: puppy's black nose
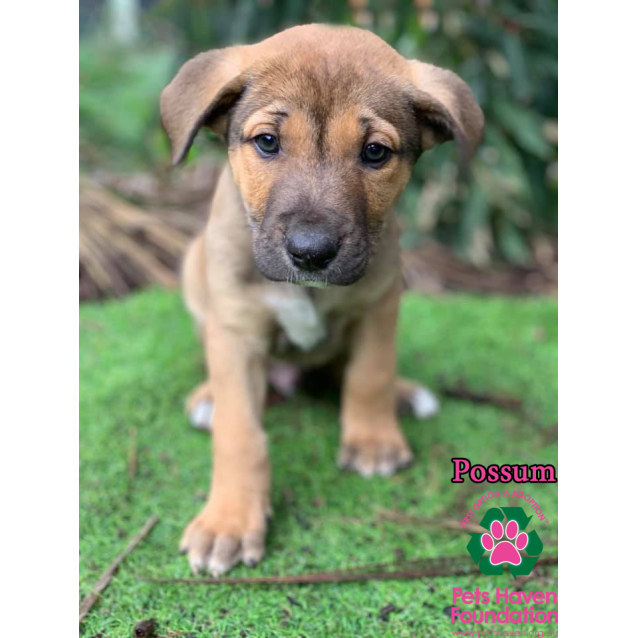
[285,226,339,271]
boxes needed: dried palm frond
[80,178,195,300]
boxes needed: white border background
[1,2,79,633]
[560,1,638,636]
[1,0,636,633]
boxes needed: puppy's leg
[338,282,412,477]
[182,233,208,331]
[181,234,217,429]
[396,377,440,420]
[180,312,271,576]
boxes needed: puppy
[161,24,483,576]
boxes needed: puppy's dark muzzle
[285,225,340,272]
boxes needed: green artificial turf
[80,289,558,637]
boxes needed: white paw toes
[207,536,241,577]
[181,520,267,577]
[338,441,413,477]
[410,386,440,420]
[189,399,215,430]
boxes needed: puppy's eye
[361,143,391,166]
[254,134,280,156]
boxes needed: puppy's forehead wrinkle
[241,106,289,139]
[230,52,418,153]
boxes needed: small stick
[440,382,523,411]
[143,556,557,586]
[79,514,159,624]
[377,509,486,534]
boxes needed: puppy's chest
[261,286,353,359]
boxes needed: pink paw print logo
[481,519,528,566]
[467,507,543,578]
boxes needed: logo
[467,507,543,578]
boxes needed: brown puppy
[161,24,483,576]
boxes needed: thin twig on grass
[377,509,486,534]
[142,556,557,586]
[440,381,523,411]
[79,514,159,624]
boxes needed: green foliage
[80,289,557,636]
[80,0,557,265]
[80,41,177,170]
[393,1,558,264]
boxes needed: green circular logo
[467,507,543,578]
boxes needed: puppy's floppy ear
[160,47,247,165]
[408,60,484,162]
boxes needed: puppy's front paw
[179,498,269,576]
[338,428,413,477]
